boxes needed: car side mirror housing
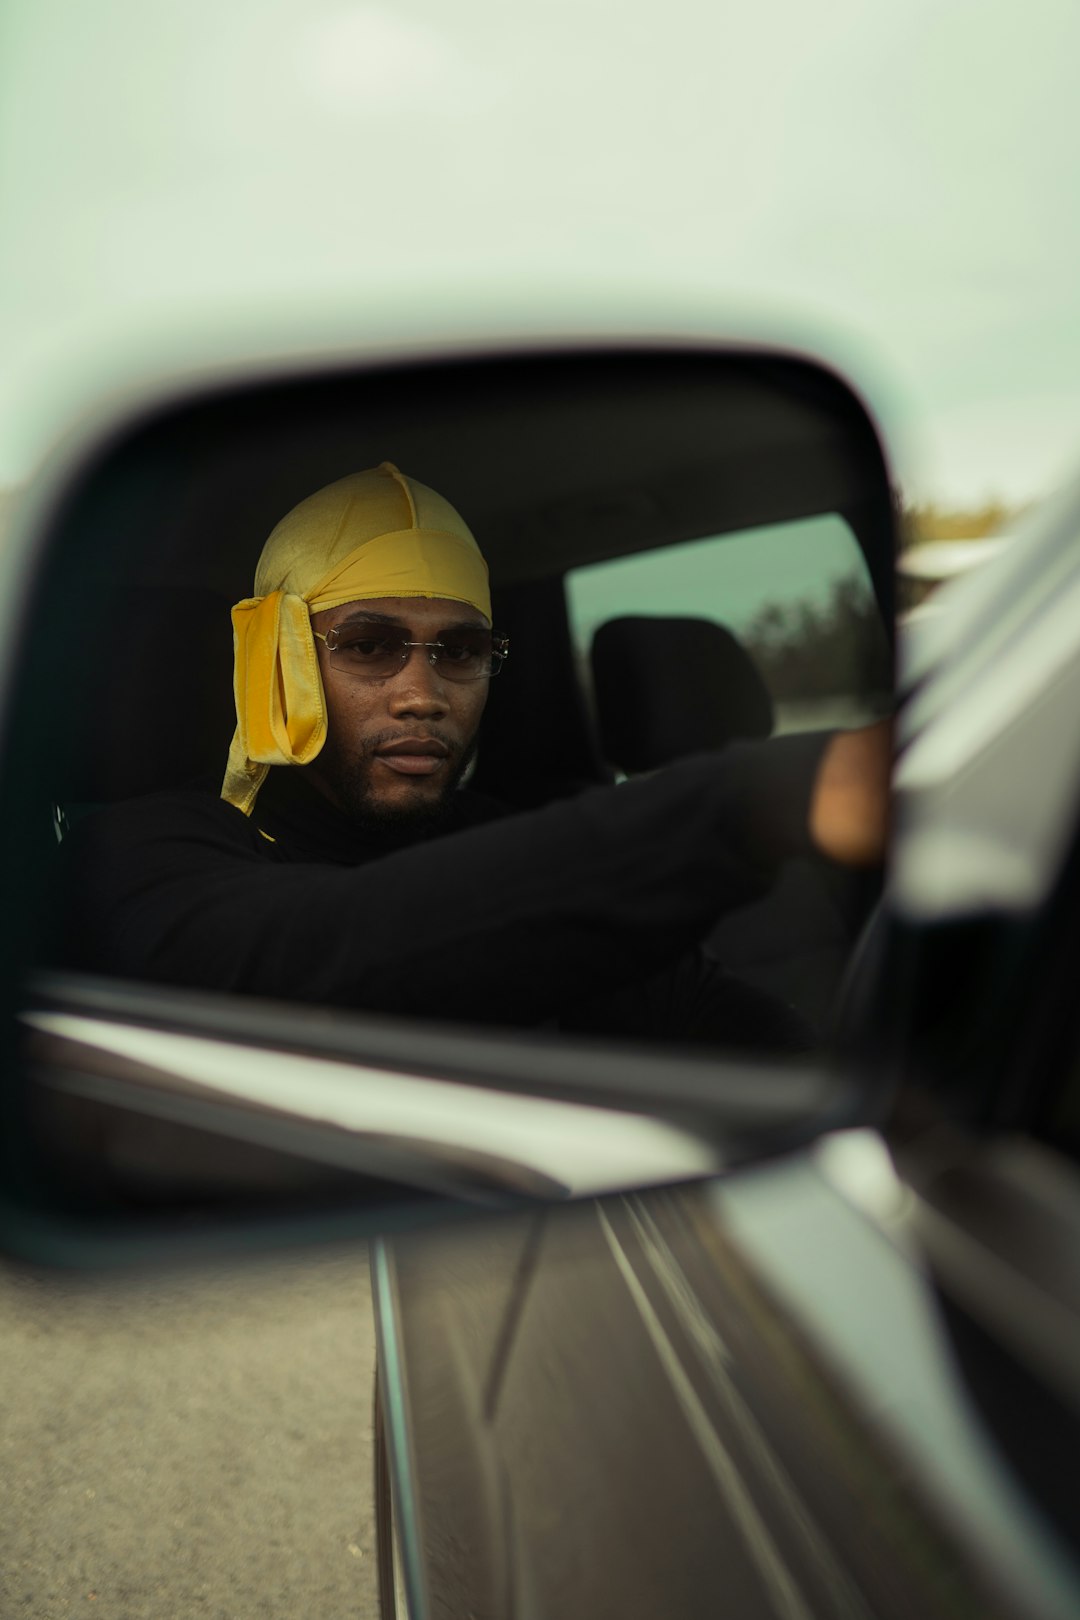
[0,338,898,1267]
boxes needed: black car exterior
[371,469,1080,1620]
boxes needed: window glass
[565,513,890,733]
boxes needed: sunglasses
[314,625,509,683]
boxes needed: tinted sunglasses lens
[434,631,495,680]
[327,632,406,678]
[325,629,505,680]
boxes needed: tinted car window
[566,513,891,737]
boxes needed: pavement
[0,1244,378,1619]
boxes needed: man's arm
[56,727,889,1027]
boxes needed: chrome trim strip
[597,1203,814,1620]
[23,1010,718,1199]
[372,1239,430,1620]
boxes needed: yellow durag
[222,462,491,815]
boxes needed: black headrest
[590,615,773,773]
[57,587,237,802]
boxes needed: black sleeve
[57,732,831,1026]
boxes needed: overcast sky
[1,0,1078,503]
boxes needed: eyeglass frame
[312,624,510,682]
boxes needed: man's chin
[308,738,476,832]
[338,773,462,834]
[353,791,456,833]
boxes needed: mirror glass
[567,512,889,734]
[2,348,895,1225]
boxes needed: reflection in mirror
[7,350,895,1219]
[40,354,893,1042]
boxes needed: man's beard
[315,727,479,834]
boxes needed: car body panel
[369,425,1080,1619]
[375,1150,1080,1620]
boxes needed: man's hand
[809,718,893,866]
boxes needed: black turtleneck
[55,733,830,1046]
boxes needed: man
[60,462,889,1045]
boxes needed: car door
[371,474,1080,1620]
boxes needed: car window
[565,513,891,736]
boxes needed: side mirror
[0,341,897,1266]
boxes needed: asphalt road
[0,1244,378,1619]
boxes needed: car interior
[27,350,895,1033]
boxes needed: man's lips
[373,737,451,778]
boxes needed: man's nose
[386,647,450,717]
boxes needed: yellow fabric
[222,462,490,814]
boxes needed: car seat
[54,585,237,826]
[589,615,773,772]
[588,614,868,1035]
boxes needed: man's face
[305,596,491,829]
